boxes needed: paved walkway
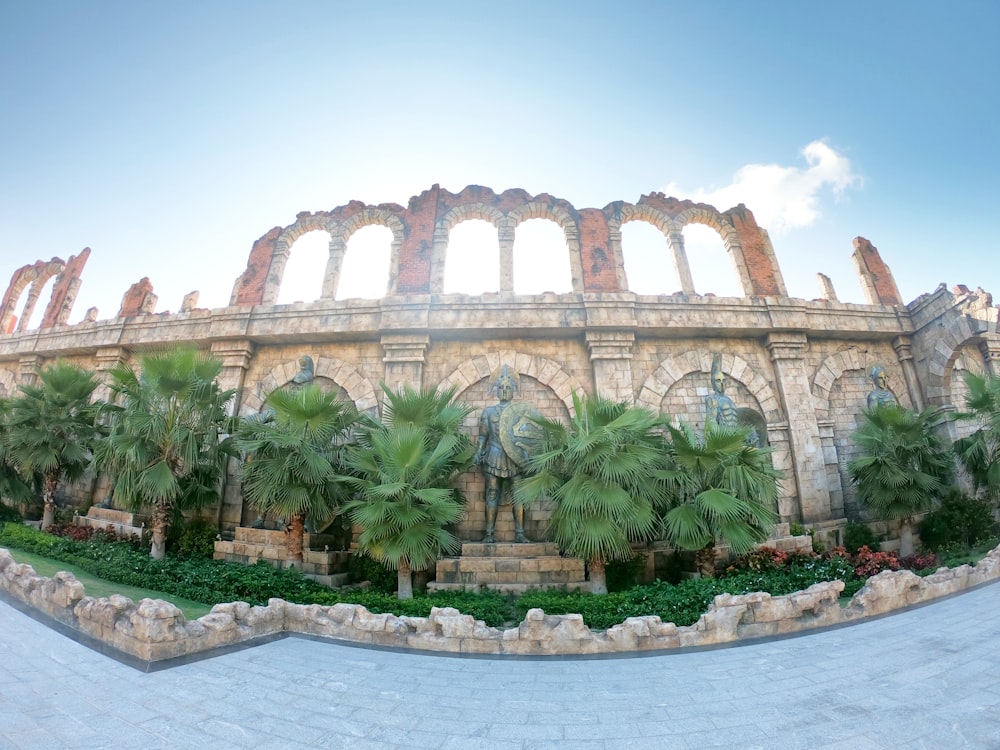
[2,584,1000,750]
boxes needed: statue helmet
[488,363,520,397]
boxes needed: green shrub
[605,553,649,592]
[843,521,878,554]
[173,518,219,559]
[919,491,998,551]
[347,553,397,594]
[0,503,23,524]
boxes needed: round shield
[499,401,546,468]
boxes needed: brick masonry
[1,185,998,534]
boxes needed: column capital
[210,339,255,370]
[765,332,808,359]
[892,335,914,361]
[18,354,44,384]
[585,330,635,361]
[381,333,430,363]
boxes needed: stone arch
[672,206,751,296]
[636,350,782,423]
[240,356,378,417]
[438,350,582,418]
[607,203,693,294]
[430,204,506,294]
[332,209,405,298]
[0,259,65,334]
[948,343,987,442]
[812,348,878,420]
[507,203,583,294]
[924,316,989,407]
[261,214,335,305]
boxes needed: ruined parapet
[180,290,200,313]
[40,247,91,328]
[231,226,282,306]
[0,257,66,333]
[852,236,902,306]
[117,277,157,318]
[817,273,838,301]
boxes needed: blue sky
[1,1,996,324]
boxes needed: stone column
[586,331,635,403]
[382,334,430,392]
[666,231,696,294]
[93,347,129,402]
[18,354,44,385]
[764,422,797,522]
[893,335,925,411]
[209,340,255,531]
[321,234,347,300]
[765,332,831,523]
[498,221,515,294]
[980,336,1000,378]
[14,282,43,333]
[816,419,845,519]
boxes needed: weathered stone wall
[2,186,999,533]
[4,545,1000,662]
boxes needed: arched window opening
[278,230,329,304]
[444,220,499,294]
[338,225,392,300]
[620,221,681,295]
[513,219,571,294]
[685,224,742,297]
[20,276,57,331]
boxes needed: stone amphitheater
[1,184,997,548]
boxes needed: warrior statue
[474,364,540,543]
[705,353,739,431]
[866,365,897,409]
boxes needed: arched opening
[513,219,572,294]
[277,230,329,304]
[20,276,57,331]
[684,224,741,297]
[620,221,681,295]
[444,220,499,294]
[338,225,393,300]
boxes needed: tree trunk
[397,558,413,600]
[589,558,608,595]
[899,518,914,557]
[286,514,305,566]
[695,543,717,578]
[41,471,59,530]
[150,505,169,560]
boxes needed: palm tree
[953,372,1000,503]
[849,404,954,555]
[234,384,359,565]
[0,396,34,510]
[658,422,780,577]
[93,349,236,559]
[5,362,101,529]
[514,393,665,594]
[341,384,473,599]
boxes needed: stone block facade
[1,185,998,536]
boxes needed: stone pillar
[764,422,798,522]
[816,419,845,519]
[209,340,255,531]
[382,334,430,391]
[321,234,347,300]
[765,332,831,523]
[980,336,1000,378]
[666,231,696,294]
[892,335,925,411]
[586,331,635,403]
[14,282,42,333]
[498,221,515,294]
[93,347,129,402]
[18,354,44,385]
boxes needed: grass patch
[5,547,214,620]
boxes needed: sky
[1,1,997,326]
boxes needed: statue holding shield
[474,364,544,543]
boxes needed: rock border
[3,545,1000,663]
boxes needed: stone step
[427,581,590,595]
[460,542,560,558]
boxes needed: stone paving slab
[2,582,1000,749]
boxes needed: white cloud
[663,140,862,235]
